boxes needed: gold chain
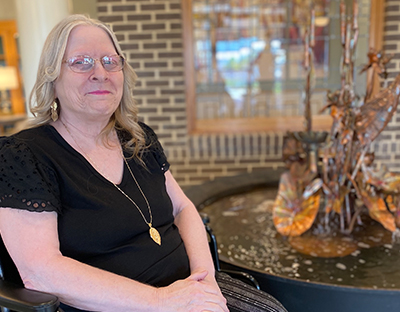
[60,119,161,245]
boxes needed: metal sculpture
[273,0,400,247]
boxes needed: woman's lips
[88,90,111,95]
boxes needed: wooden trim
[0,20,25,115]
[193,115,332,134]
[367,0,385,96]
[181,0,196,133]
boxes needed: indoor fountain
[186,1,400,311]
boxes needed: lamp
[0,66,19,114]
[315,16,330,27]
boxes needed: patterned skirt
[216,272,288,312]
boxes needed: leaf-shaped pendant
[149,226,161,245]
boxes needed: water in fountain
[201,186,400,289]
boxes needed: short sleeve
[0,137,62,213]
[139,122,170,172]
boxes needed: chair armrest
[200,212,261,290]
[0,279,60,312]
[220,269,261,290]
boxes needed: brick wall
[97,0,285,186]
[97,0,400,187]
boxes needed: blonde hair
[28,14,145,160]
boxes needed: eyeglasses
[63,54,125,73]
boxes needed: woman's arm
[0,208,158,311]
[166,171,216,276]
[165,171,227,308]
[0,208,227,312]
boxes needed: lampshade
[0,66,19,91]
[315,16,330,27]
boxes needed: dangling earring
[50,100,58,122]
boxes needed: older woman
[0,15,287,312]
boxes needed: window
[182,0,383,134]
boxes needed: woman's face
[54,25,124,122]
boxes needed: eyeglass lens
[67,55,124,73]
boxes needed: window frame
[182,0,384,134]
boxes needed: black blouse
[0,123,190,311]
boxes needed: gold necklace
[60,119,161,245]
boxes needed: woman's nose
[90,61,109,81]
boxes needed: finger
[198,277,224,296]
[188,286,229,312]
[204,297,229,312]
[187,298,227,312]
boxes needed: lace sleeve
[0,137,62,213]
[139,122,170,172]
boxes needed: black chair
[201,213,260,290]
[0,237,60,312]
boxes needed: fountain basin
[184,169,400,312]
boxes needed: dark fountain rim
[184,168,400,294]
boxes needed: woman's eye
[103,57,114,65]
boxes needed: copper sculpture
[273,0,400,250]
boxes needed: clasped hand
[157,270,228,312]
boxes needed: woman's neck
[56,117,124,184]
[62,118,100,139]
[59,110,112,135]
[53,115,119,150]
